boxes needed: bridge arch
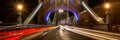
[46,7,79,22]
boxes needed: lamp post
[17,4,23,25]
[104,3,110,24]
[104,3,111,31]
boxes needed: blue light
[46,10,79,21]
[73,11,79,21]
[46,12,51,21]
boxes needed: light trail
[64,26,120,40]
[0,26,55,40]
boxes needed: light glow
[17,4,23,10]
[46,10,78,21]
[104,3,110,9]
[58,9,64,13]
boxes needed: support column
[52,12,57,25]
[72,17,76,26]
[48,17,51,25]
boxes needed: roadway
[2,25,120,40]
[32,27,95,40]
[0,25,55,40]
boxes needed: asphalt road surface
[32,28,96,40]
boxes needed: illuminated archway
[46,9,79,21]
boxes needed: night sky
[0,0,38,23]
[0,0,103,23]
[88,0,104,7]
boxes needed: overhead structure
[23,0,105,25]
[23,2,43,24]
[80,0,104,24]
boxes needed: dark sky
[0,0,103,23]
[0,0,38,22]
[88,0,104,7]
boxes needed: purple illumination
[46,12,51,21]
[73,11,78,20]
[46,10,78,21]
[46,7,79,21]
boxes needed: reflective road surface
[32,28,95,40]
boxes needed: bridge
[0,0,120,40]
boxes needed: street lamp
[104,3,112,31]
[17,4,23,10]
[17,4,23,24]
[104,3,110,12]
[104,3,110,24]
